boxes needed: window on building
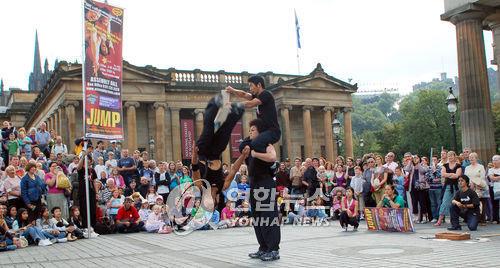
[300,145,305,160]
[321,145,326,159]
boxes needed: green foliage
[397,89,461,156]
[493,102,500,153]
[376,122,404,157]
[351,89,465,158]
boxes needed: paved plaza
[1,222,499,268]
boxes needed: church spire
[44,58,49,73]
[29,30,46,91]
[33,30,42,76]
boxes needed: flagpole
[82,0,92,238]
[296,47,301,75]
[294,9,301,75]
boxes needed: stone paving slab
[1,222,499,267]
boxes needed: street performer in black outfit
[246,118,281,262]
[190,93,247,207]
[226,75,281,155]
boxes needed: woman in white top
[464,152,488,225]
[105,152,118,175]
[1,166,23,209]
[94,157,107,181]
[487,155,500,224]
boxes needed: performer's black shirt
[453,188,480,214]
[253,90,279,131]
[248,156,273,182]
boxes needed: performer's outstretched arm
[191,145,202,187]
[226,86,253,100]
[251,144,276,163]
[222,146,250,191]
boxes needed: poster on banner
[83,0,124,139]
[230,121,243,159]
[181,119,194,160]
[364,207,415,232]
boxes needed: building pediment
[268,63,357,93]
[122,61,168,82]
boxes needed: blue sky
[0,0,494,94]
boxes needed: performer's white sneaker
[214,90,231,133]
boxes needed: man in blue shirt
[35,122,51,158]
[117,149,137,185]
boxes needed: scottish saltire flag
[294,9,301,49]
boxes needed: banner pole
[82,0,92,238]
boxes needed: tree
[493,101,500,153]
[377,122,404,157]
[351,94,399,135]
[398,89,461,156]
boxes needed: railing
[169,69,300,88]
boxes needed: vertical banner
[83,0,124,139]
[230,120,243,159]
[364,207,415,232]
[181,119,194,160]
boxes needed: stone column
[154,102,167,162]
[53,110,59,136]
[170,107,182,161]
[302,106,313,158]
[47,117,52,132]
[64,101,79,154]
[323,107,334,161]
[486,13,500,96]
[332,109,338,160]
[165,107,173,161]
[449,12,496,161]
[194,109,204,140]
[343,108,354,158]
[58,105,65,144]
[242,110,253,137]
[124,101,140,151]
[280,105,293,159]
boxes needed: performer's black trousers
[250,176,281,252]
[196,96,243,160]
[240,129,281,154]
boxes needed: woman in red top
[339,187,359,231]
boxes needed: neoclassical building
[23,61,357,163]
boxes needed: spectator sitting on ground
[448,175,480,231]
[287,199,309,224]
[339,187,359,231]
[35,206,67,243]
[145,205,168,233]
[124,179,138,197]
[50,207,81,240]
[115,197,144,233]
[307,196,328,223]
[138,176,150,199]
[330,188,343,220]
[138,199,151,224]
[146,185,160,206]
[377,185,405,208]
[131,192,143,210]
[107,189,123,221]
[13,208,54,246]
[110,167,126,189]
[219,200,237,228]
